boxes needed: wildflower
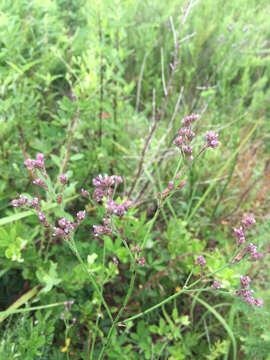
[242,215,256,229]
[136,256,145,266]
[245,295,256,306]
[198,255,206,267]
[181,114,199,126]
[240,276,250,288]
[250,252,263,261]
[59,218,68,228]
[173,136,184,147]
[81,188,90,197]
[174,115,197,155]
[255,298,264,307]
[29,197,39,209]
[244,243,257,255]
[93,174,121,190]
[77,210,86,222]
[11,195,28,208]
[35,153,45,170]
[93,188,105,202]
[59,174,67,185]
[38,212,46,223]
[234,227,246,246]
[178,179,186,189]
[33,178,47,189]
[61,338,70,353]
[56,194,62,204]
[236,288,255,306]
[93,225,112,237]
[168,181,174,190]
[52,227,65,237]
[24,158,35,169]
[131,245,142,252]
[182,145,193,155]
[213,281,221,290]
[206,131,219,149]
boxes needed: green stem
[90,244,106,359]
[69,239,113,323]
[120,259,235,325]
[98,265,136,360]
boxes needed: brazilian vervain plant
[10,111,268,359]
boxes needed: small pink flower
[59,174,67,185]
[198,255,206,267]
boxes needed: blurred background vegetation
[0,0,270,359]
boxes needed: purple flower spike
[182,145,193,155]
[250,252,263,260]
[245,296,256,306]
[198,255,206,267]
[81,188,90,197]
[24,158,35,169]
[242,215,256,229]
[206,130,219,149]
[244,243,257,254]
[11,199,20,207]
[60,174,67,185]
[173,136,184,147]
[38,212,46,223]
[77,210,86,222]
[181,114,199,126]
[240,276,250,288]
[33,178,47,189]
[36,153,44,162]
[213,281,221,290]
[11,195,30,208]
[255,298,264,307]
[168,181,174,190]
[136,256,145,267]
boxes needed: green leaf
[36,261,61,293]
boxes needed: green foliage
[0,0,270,359]
[0,311,56,360]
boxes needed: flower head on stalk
[174,114,198,160]
[206,131,219,149]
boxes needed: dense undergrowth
[0,0,270,359]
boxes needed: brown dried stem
[128,0,193,198]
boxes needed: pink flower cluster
[106,199,133,218]
[197,255,206,267]
[236,276,263,307]
[11,195,39,209]
[92,174,122,202]
[234,214,256,246]
[206,130,219,149]
[53,211,85,240]
[174,114,198,159]
[24,153,48,189]
[92,174,133,237]
[131,245,145,267]
[61,300,76,326]
[12,153,86,241]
